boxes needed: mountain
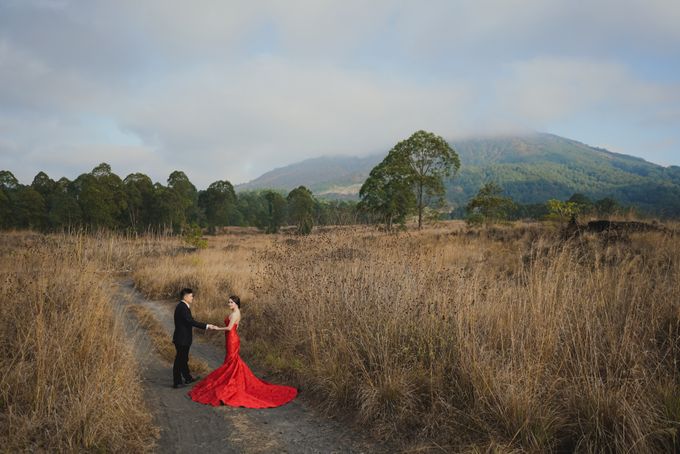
[237,155,383,197]
[236,133,680,216]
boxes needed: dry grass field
[0,232,180,452]
[2,221,679,452]
[131,222,680,453]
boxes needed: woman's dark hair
[180,288,193,298]
[229,295,241,308]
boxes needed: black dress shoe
[173,383,186,389]
[185,376,200,384]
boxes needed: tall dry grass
[132,234,273,324]
[0,232,178,452]
[130,223,680,452]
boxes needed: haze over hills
[236,133,680,216]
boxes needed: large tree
[396,130,460,229]
[360,130,460,230]
[262,191,287,233]
[236,191,266,227]
[166,170,198,231]
[74,163,127,229]
[31,172,57,230]
[124,173,155,232]
[14,186,46,229]
[31,172,56,200]
[287,186,315,234]
[358,151,415,230]
[198,180,237,232]
[49,178,82,230]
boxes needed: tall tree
[31,172,57,230]
[49,177,82,230]
[358,152,415,230]
[287,186,315,234]
[167,171,198,231]
[124,173,155,232]
[198,180,237,232]
[236,191,267,227]
[261,191,287,233]
[395,130,460,229]
[14,186,46,229]
[150,183,176,232]
[74,163,126,229]
[31,172,56,199]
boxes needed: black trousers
[173,344,192,385]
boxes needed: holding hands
[207,324,227,331]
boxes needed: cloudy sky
[1,0,679,188]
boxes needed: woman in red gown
[188,295,297,408]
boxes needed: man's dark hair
[180,288,193,299]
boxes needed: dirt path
[115,280,383,454]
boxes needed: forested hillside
[238,133,680,216]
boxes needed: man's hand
[206,324,216,330]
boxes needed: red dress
[188,318,297,408]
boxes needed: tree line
[0,164,358,234]
[356,130,625,229]
[1,130,628,234]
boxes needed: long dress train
[188,319,297,408]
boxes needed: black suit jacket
[172,301,207,346]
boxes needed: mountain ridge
[236,133,680,216]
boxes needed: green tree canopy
[49,177,82,229]
[14,186,46,229]
[167,170,198,231]
[73,163,127,229]
[261,191,287,233]
[359,130,460,229]
[546,199,581,222]
[124,173,155,231]
[567,193,594,214]
[397,130,460,229]
[466,182,516,224]
[31,172,56,199]
[287,186,315,234]
[0,170,19,191]
[198,180,237,232]
[358,151,415,230]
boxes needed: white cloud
[118,56,474,185]
[1,0,679,186]
[492,57,676,127]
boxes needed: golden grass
[132,234,273,326]
[126,222,680,451]
[0,232,166,452]
[126,305,211,376]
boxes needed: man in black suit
[172,288,215,388]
